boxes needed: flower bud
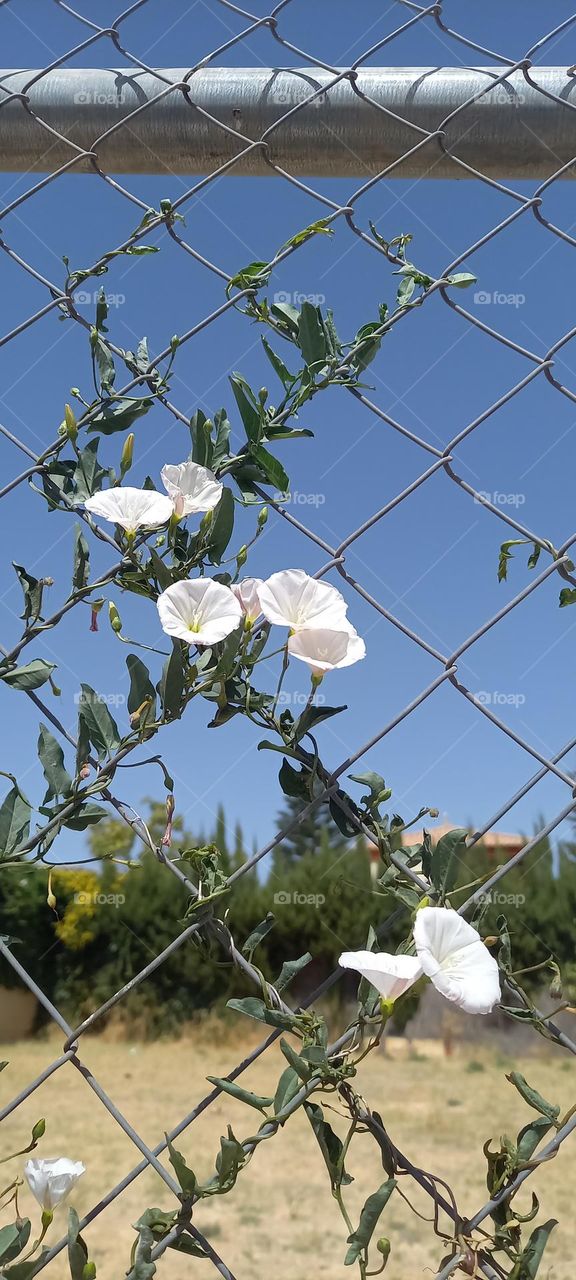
[429,807,439,818]
[236,545,248,571]
[47,873,56,912]
[64,404,78,443]
[376,1238,391,1265]
[120,432,135,478]
[108,601,122,634]
[162,794,175,847]
[199,509,213,538]
[257,506,268,527]
[549,964,563,1000]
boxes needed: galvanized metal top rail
[1,66,576,176]
[2,2,576,1279]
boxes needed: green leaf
[64,802,108,831]
[166,1136,197,1196]
[87,397,152,436]
[227,260,272,296]
[212,408,232,470]
[293,702,346,743]
[351,321,384,372]
[2,660,56,691]
[214,1126,246,1191]
[67,1208,93,1280]
[91,330,115,393]
[329,790,360,837]
[279,1037,311,1082]
[273,1065,302,1116]
[190,409,213,469]
[430,827,468,895]
[274,952,312,992]
[445,272,477,288]
[506,1073,560,1123]
[0,781,31,856]
[77,684,121,760]
[230,373,263,444]
[297,302,326,365]
[226,996,300,1032]
[396,275,416,306]
[282,218,334,249]
[279,759,310,799]
[251,444,289,493]
[126,654,156,723]
[509,1219,557,1280]
[344,1180,396,1266]
[498,539,528,583]
[208,488,235,565]
[516,1116,552,1163]
[261,337,295,389]
[270,300,300,334]
[0,1221,31,1262]
[559,587,576,607]
[349,770,390,809]
[206,1077,273,1114]
[13,563,45,624]
[71,440,112,503]
[305,1101,353,1189]
[38,724,72,801]
[242,912,275,960]
[72,525,90,591]
[126,1226,156,1280]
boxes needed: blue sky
[1,1,576,864]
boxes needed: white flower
[24,1157,85,1213]
[230,577,264,625]
[160,461,222,517]
[84,486,173,533]
[288,626,366,674]
[157,579,242,645]
[339,950,422,1000]
[258,569,349,632]
[413,906,500,1015]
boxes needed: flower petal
[258,569,348,630]
[413,906,500,1015]
[161,462,222,516]
[85,486,173,532]
[157,579,242,645]
[24,1157,85,1212]
[288,626,366,673]
[230,577,263,624]
[339,950,422,1000]
[288,628,350,672]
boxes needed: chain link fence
[0,2,576,1277]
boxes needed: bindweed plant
[0,220,571,1280]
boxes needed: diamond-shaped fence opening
[0,3,576,1277]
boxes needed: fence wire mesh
[1,2,576,1277]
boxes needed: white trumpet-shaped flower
[413,906,500,1015]
[24,1157,85,1214]
[258,569,349,632]
[84,486,173,533]
[288,626,366,674]
[160,461,222,517]
[339,950,422,1001]
[157,579,242,645]
[230,577,264,625]
[338,907,500,1017]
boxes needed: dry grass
[1,1032,574,1279]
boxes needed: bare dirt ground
[1,1032,574,1279]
